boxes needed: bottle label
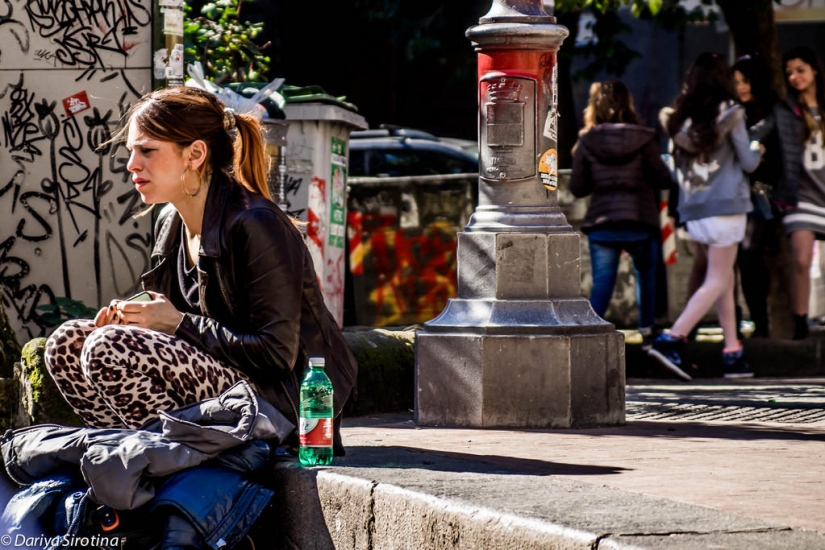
[299,417,333,447]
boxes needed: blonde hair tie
[223,108,236,132]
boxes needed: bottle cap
[309,356,326,367]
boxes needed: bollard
[415,0,625,429]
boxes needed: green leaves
[572,8,641,81]
[37,297,98,326]
[556,0,686,17]
[556,0,723,81]
[183,0,270,84]
[630,0,662,16]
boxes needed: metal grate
[626,401,825,424]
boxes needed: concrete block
[316,472,374,550]
[417,331,625,428]
[415,334,483,426]
[481,336,572,427]
[342,328,415,416]
[570,332,626,427]
[493,232,581,300]
[457,232,497,299]
[371,483,597,550]
[496,234,548,299]
[14,339,82,428]
[546,232,582,298]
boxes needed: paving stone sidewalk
[327,377,825,548]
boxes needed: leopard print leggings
[44,319,248,429]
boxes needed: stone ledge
[251,446,825,550]
[5,327,823,428]
[342,327,415,417]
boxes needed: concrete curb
[261,446,825,550]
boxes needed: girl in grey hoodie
[651,53,762,380]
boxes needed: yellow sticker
[538,148,558,190]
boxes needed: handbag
[751,181,774,221]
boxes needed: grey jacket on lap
[1,380,292,510]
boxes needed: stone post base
[416,328,625,428]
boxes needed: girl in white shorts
[686,214,747,246]
[652,53,762,380]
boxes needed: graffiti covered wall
[1,0,154,342]
[346,175,475,327]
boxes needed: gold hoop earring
[181,167,202,198]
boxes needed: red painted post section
[464,2,568,228]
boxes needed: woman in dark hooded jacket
[570,80,676,345]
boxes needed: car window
[368,149,477,177]
[350,150,366,177]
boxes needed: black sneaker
[648,333,692,381]
[722,347,754,378]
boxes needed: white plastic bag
[185,61,267,118]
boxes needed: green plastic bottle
[298,357,334,466]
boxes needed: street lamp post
[415,0,625,429]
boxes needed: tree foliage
[555,0,730,82]
[184,0,271,83]
[551,0,783,167]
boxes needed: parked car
[349,125,478,177]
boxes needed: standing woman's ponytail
[232,112,271,199]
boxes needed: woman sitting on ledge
[44,86,357,453]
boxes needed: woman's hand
[94,303,120,327]
[110,291,184,335]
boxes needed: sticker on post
[163,8,184,35]
[165,43,184,78]
[543,106,558,142]
[539,148,558,191]
[153,49,168,80]
[62,91,90,118]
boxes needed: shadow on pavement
[336,445,630,476]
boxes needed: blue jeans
[588,234,660,329]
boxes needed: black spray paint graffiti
[282,173,306,219]
[22,0,152,72]
[0,0,31,62]
[0,73,150,340]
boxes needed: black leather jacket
[140,172,357,435]
[750,93,807,207]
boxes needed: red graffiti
[306,177,326,253]
[347,211,458,326]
